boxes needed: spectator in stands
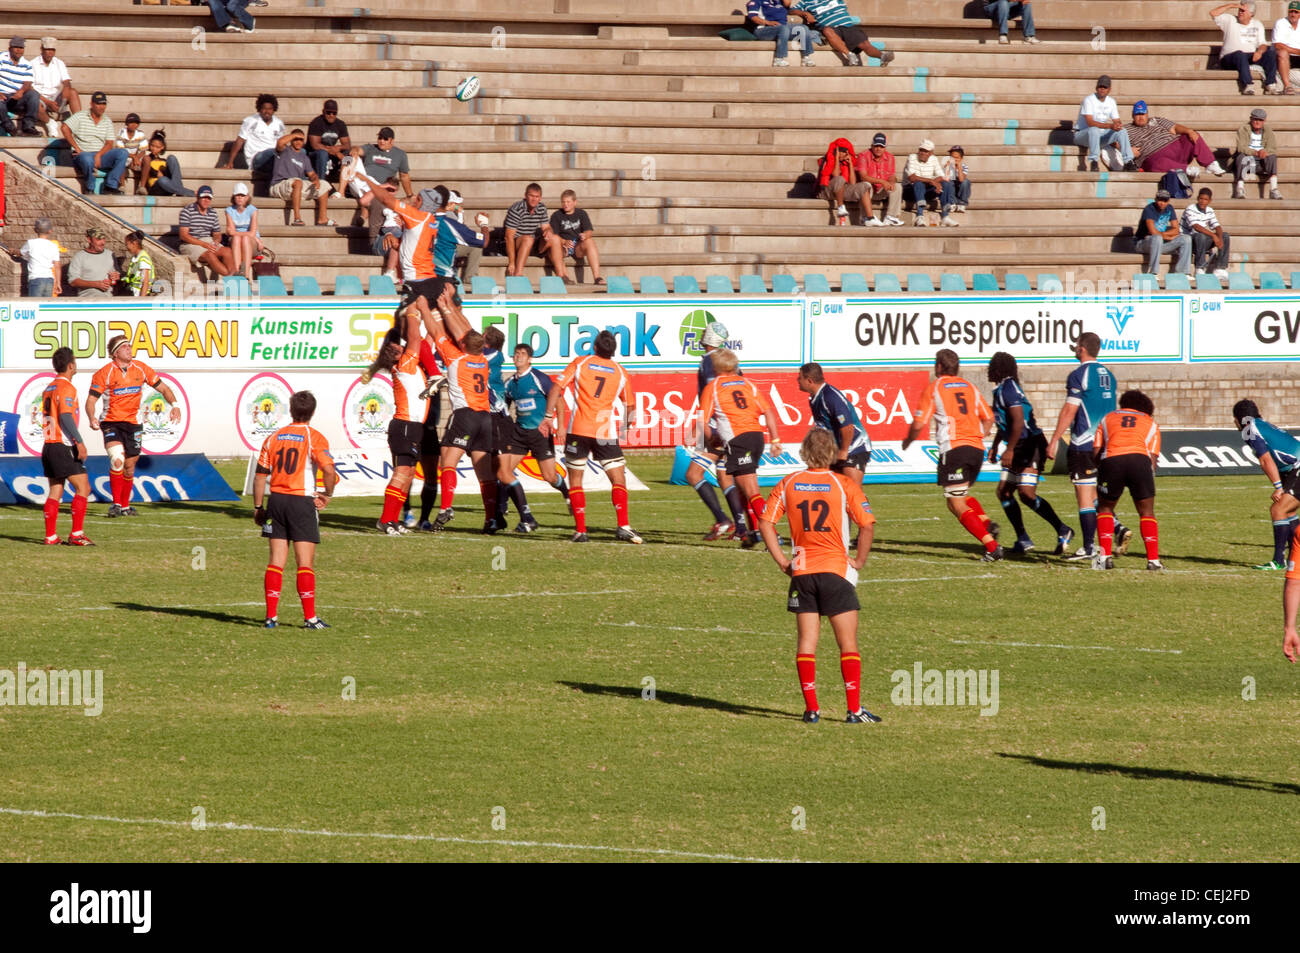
[1272,2,1300,94]
[20,217,61,298]
[208,0,256,35]
[67,227,119,299]
[222,93,284,176]
[1073,75,1138,173]
[904,138,950,226]
[270,129,335,226]
[362,127,415,201]
[787,0,894,67]
[1211,2,1279,95]
[1125,100,1226,176]
[122,230,155,297]
[140,130,194,197]
[941,145,971,215]
[1,37,40,137]
[1182,187,1231,280]
[1233,106,1281,198]
[307,99,351,183]
[817,138,868,225]
[178,185,235,279]
[115,113,148,194]
[746,1,816,67]
[504,182,566,280]
[984,1,1038,45]
[28,37,79,138]
[855,132,903,226]
[61,91,129,195]
[549,190,603,285]
[226,182,264,283]
[1135,188,1193,277]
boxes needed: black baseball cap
[90,91,107,104]
[872,132,887,146]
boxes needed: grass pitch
[1,457,1296,863]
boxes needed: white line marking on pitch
[950,639,1183,655]
[74,590,640,612]
[0,807,803,863]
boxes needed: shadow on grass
[0,533,49,545]
[999,753,1300,796]
[559,681,795,720]
[113,602,263,626]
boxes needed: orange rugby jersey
[912,375,992,453]
[556,354,630,440]
[42,376,80,447]
[1095,410,1161,460]
[88,359,162,423]
[434,333,491,412]
[699,373,775,442]
[389,345,428,423]
[257,424,336,497]
[762,468,875,579]
[394,201,438,281]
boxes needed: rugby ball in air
[455,76,481,101]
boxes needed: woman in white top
[339,146,375,225]
[225,182,264,283]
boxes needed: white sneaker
[913,214,927,226]
[997,34,1010,44]
[1186,164,1200,180]
[941,215,959,227]
[1234,181,1246,199]
[883,215,904,226]
[1213,269,1230,281]
[1025,35,1040,44]
[862,217,884,227]
[846,53,861,66]
[835,204,849,217]
[801,55,816,67]
[1091,552,1114,571]
[382,269,397,281]
[1207,160,1226,176]
[1196,269,1209,276]
[772,57,790,67]
[955,204,966,213]
[45,119,60,138]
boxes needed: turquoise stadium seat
[904,273,931,292]
[803,273,832,294]
[639,275,668,294]
[1290,271,1300,290]
[1004,273,1032,291]
[1259,271,1286,289]
[939,273,967,292]
[972,273,999,291]
[505,275,534,295]
[257,275,287,297]
[539,275,568,294]
[772,274,799,294]
[1228,272,1254,290]
[368,274,396,297]
[605,275,635,294]
[706,275,734,294]
[873,272,903,292]
[1131,273,1158,290]
[222,276,250,297]
[471,275,499,296]
[840,272,870,293]
[333,274,364,297]
[1165,273,1191,290]
[673,275,701,294]
[1037,273,1063,293]
[1195,273,1222,290]
[292,276,321,296]
[738,274,767,294]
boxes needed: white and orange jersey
[256,423,336,497]
[394,201,438,281]
[389,344,428,423]
[42,376,80,447]
[434,333,491,412]
[912,375,992,453]
[555,354,630,440]
[1095,410,1161,460]
[762,468,875,580]
[699,373,775,443]
[88,359,162,423]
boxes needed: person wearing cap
[207,0,256,35]
[222,93,284,176]
[1273,1,1300,93]
[1233,106,1281,198]
[983,1,1038,45]
[26,36,80,137]
[1124,101,1226,176]
[60,91,129,195]
[178,185,236,279]
[307,99,351,182]
[270,129,334,227]
[1211,2,1279,94]
[114,112,149,194]
[903,139,950,226]
[67,227,120,299]
[225,182,265,283]
[1135,188,1193,277]
[1181,187,1232,280]
[1073,76,1138,173]
[940,145,971,216]
[549,190,601,285]
[0,37,40,137]
[361,128,414,201]
[854,132,904,226]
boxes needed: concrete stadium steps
[19,29,391,62]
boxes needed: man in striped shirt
[1125,100,1226,176]
[1181,187,1231,279]
[178,185,235,278]
[504,182,567,281]
[788,0,894,67]
[0,36,38,136]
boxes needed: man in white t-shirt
[1211,2,1279,94]
[1273,1,1300,94]
[1073,75,1137,172]
[221,93,285,175]
[20,217,61,298]
[27,37,79,135]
